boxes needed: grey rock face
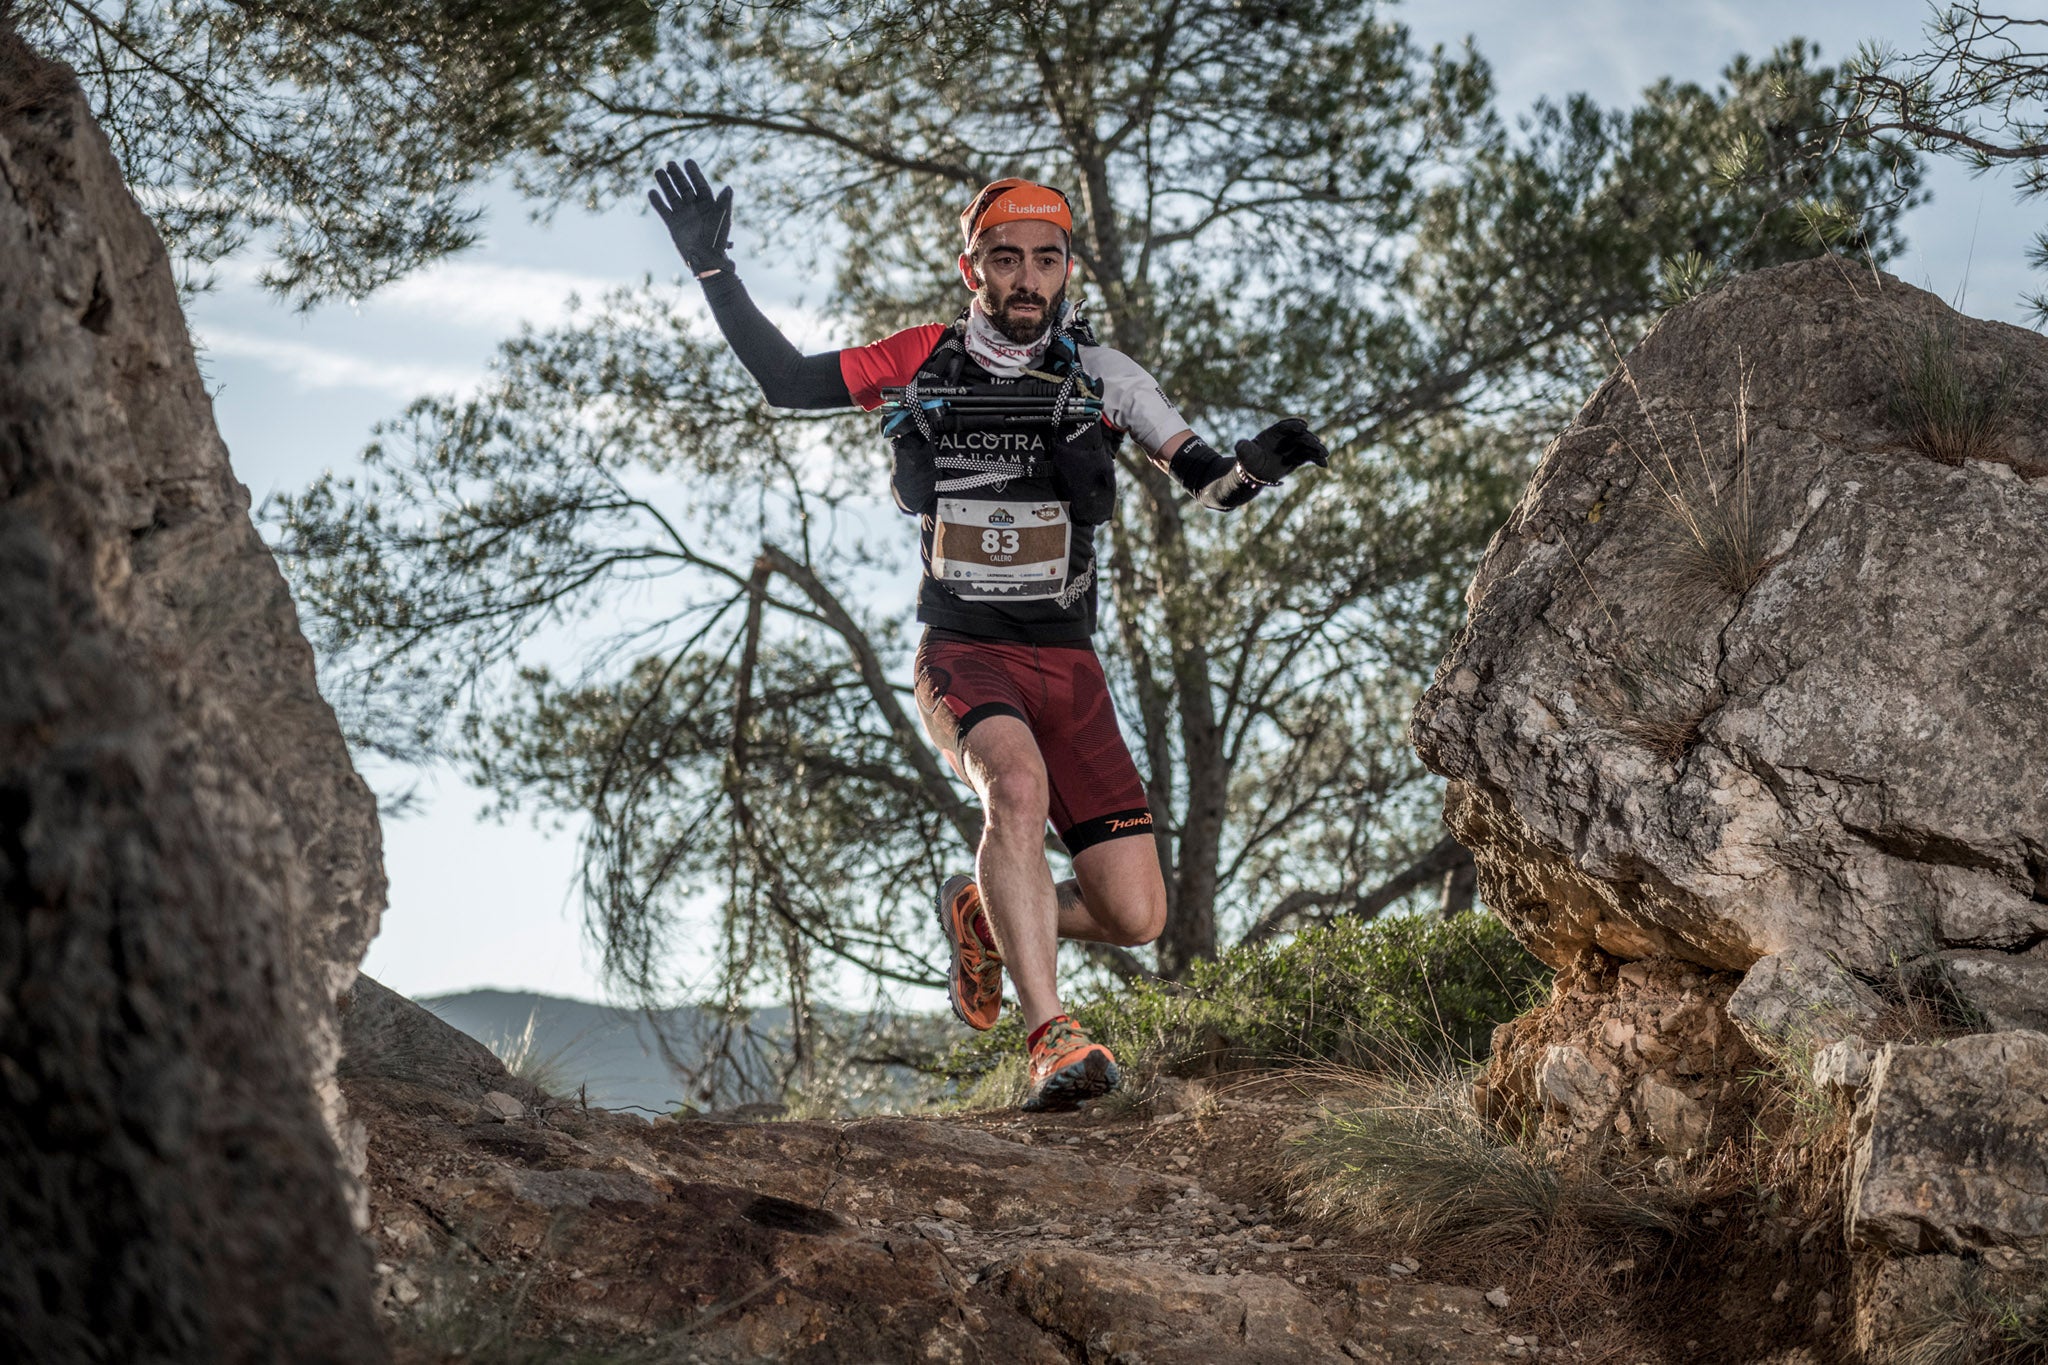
[1414,259,2048,981]
[1848,1031,2048,1255]
[1726,947,1882,1053]
[0,38,382,1361]
[1941,948,2048,1033]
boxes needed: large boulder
[1413,258,2048,1000]
[0,34,383,1361]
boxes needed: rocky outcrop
[0,34,383,1361]
[1413,258,2048,995]
[340,972,554,1113]
[1726,946,1882,1053]
[1414,258,2048,1347]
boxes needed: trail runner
[651,160,1329,1111]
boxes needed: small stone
[1343,1344,1369,1361]
[1387,1261,1413,1277]
[1770,1278,1791,1303]
[1170,1154,1193,1169]
[1291,1234,1315,1248]
[932,1197,971,1221]
[477,1091,524,1123]
[1811,1035,1875,1097]
[388,1274,421,1306]
[1486,1286,1511,1309]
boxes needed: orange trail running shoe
[1022,1014,1120,1112]
[938,874,1004,1031]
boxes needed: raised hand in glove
[1233,418,1330,485]
[649,158,735,277]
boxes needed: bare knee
[981,767,1048,836]
[1107,888,1167,947]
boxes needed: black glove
[649,158,736,276]
[1052,420,1118,525]
[1233,418,1329,485]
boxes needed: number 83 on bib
[932,498,1071,601]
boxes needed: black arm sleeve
[1166,435,1275,511]
[698,271,852,410]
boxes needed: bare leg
[953,722,1170,1030]
[957,717,1064,1030]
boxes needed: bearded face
[981,275,1068,342]
[965,220,1072,343]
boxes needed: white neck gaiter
[962,300,1067,376]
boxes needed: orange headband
[960,178,1073,248]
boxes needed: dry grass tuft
[1885,321,2018,468]
[1281,1026,1890,1359]
[0,30,75,121]
[1890,1267,2048,1365]
[1612,349,1770,604]
[485,1010,582,1100]
[1284,1060,1696,1344]
[1290,1067,1683,1250]
[1607,700,1711,764]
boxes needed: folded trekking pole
[881,375,1105,434]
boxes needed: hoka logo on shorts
[1107,814,1153,833]
[987,508,1014,525]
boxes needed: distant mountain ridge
[419,989,791,1115]
[418,989,941,1115]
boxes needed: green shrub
[944,912,1549,1101]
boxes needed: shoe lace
[955,895,1002,981]
[1034,1015,1090,1057]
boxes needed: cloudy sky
[184,0,2042,1005]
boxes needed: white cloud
[371,261,628,332]
[197,326,483,398]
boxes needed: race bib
[932,498,1070,601]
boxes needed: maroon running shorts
[913,631,1154,855]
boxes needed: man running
[651,160,1328,1110]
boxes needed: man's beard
[983,281,1067,343]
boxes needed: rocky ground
[343,978,1849,1364]
[355,1068,1542,1364]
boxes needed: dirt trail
[354,1064,1569,1363]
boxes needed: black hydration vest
[887,314,1118,644]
